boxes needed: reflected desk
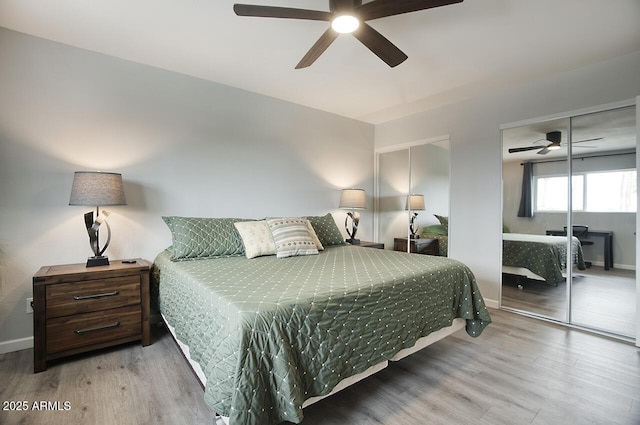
[545,229,613,270]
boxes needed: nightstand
[394,237,439,255]
[349,240,384,249]
[32,259,151,373]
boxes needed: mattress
[151,245,491,425]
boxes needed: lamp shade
[405,194,425,211]
[69,171,127,206]
[339,189,366,209]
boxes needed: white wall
[0,28,375,349]
[375,51,640,305]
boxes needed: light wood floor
[1,309,639,425]
[502,266,636,337]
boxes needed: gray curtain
[517,162,534,217]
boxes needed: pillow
[306,221,324,251]
[234,221,277,259]
[421,224,448,236]
[266,217,319,259]
[306,213,346,247]
[162,216,250,260]
[434,214,449,231]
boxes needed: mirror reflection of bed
[501,104,637,339]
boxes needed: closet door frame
[499,98,638,346]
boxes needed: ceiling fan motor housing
[546,131,561,145]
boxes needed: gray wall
[0,28,374,348]
[376,51,640,304]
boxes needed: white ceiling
[0,0,639,124]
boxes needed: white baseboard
[484,298,499,309]
[0,336,33,354]
[586,261,635,271]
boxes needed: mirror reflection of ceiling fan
[508,131,602,155]
[233,0,464,69]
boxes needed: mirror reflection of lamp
[405,194,425,239]
[69,171,127,267]
[339,188,366,244]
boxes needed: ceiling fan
[508,131,602,155]
[233,0,464,69]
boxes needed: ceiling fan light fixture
[234,0,463,68]
[547,143,562,150]
[331,14,359,34]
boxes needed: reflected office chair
[564,225,593,268]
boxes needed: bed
[151,215,491,425]
[419,213,586,286]
[420,215,449,256]
[502,233,586,286]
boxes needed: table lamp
[339,188,366,244]
[406,194,425,239]
[69,171,127,267]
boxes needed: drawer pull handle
[74,321,120,334]
[73,290,119,301]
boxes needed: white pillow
[234,221,276,259]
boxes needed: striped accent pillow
[266,218,319,259]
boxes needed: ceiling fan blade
[573,137,603,144]
[537,147,551,155]
[352,23,408,67]
[508,146,542,153]
[357,0,463,21]
[295,28,340,69]
[330,0,360,12]
[234,4,332,21]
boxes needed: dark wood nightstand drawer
[46,276,141,318]
[33,259,151,372]
[46,305,142,354]
[394,237,439,255]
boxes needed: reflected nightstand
[348,240,384,249]
[394,237,438,255]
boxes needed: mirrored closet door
[377,148,411,248]
[502,119,570,321]
[501,103,637,341]
[375,139,450,253]
[569,107,637,338]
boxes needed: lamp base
[346,238,361,244]
[86,256,110,267]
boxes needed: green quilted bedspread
[420,234,449,256]
[151,245,491,425]
[502,233,586,286]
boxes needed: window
[585,170,637,212]
[535,169,636,212]
[535,175,583,211]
